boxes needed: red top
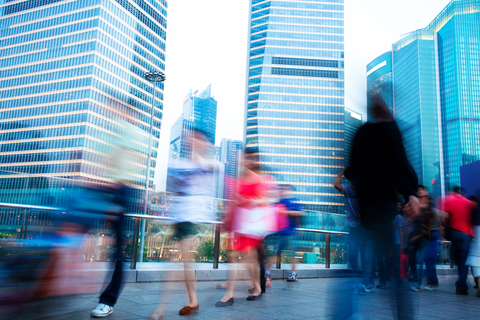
[444,193,475,237]
[237,173,270,207]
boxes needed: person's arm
[333,168,345,193]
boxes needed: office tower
[219,139,243,200]
[367,0,480,193]
[0,0,168,206]
[344,108,362,166]
[244,0,345,213]
[167,85,217,164]
[393,30,443,196]
[366,51,394,121]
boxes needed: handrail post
[19,208,26,239]
[23,209,30,239]
[449,242,454,269]
[276,253,281,269]
[130,218,140,270]
[213,224,220,269]
[325,233,331,269]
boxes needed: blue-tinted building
[427,0,480,188]
[0,0,168,207]
[460,160,480,197]
[244,0,345,214]
[344,108,362,166]
[167,85,217,164]
[219,139,243,200]
[366,51,394,121]
[392,30,444,197]
[367,0,480,194]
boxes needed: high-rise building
[0,0,168,207]
[392,30,443,196]
[366,51,394,121]
[219,139,243,200]
[367,0,480,193]
[167,85,217,164]
[244,0,345,213]
[344,108,362,166]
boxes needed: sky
[153,0,452,191]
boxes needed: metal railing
[0,202,455,271]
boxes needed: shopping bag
[232,206,271,238]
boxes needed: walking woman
[466,196,480,296]
[216,150,272,307]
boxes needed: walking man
[444,187,475,295]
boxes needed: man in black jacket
[335,97,419,320]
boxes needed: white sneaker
[91,303,113,318]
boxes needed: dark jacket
[346,121,418,226]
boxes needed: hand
[403,195,420,218]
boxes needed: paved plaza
[3,275,480,320]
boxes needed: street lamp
[140,71,166,262]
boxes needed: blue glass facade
[344,108,362,166]
[167,85,217,164]
[0,0,167,206]
[244,0,345,214]
[367,0,480,194]
[427,0,480,188]
[366,51,394,121]
[392,30,444,197]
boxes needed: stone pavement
[3,275,479,320]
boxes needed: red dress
[233,173,269,253]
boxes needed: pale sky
[153,0,451,190]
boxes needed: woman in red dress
[216,151,271,307]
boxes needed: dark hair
[453,186,463,195]
[468,195,478,204]
[367,95,394,122]
[192,127,209,140]
[418,185,426,190]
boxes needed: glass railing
[0,200,455,270]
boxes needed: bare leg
[246,249,261,295]
[179,238,198,308]
[291,257,298,273]
[220,251,237,301]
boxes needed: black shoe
[247,293,262,301]
[474,284,478,289]
[376,281,387,289]
[456,287,469,295]
[215,298,234,307]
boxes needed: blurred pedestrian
[91,119,141,318]
[149,128,218,318]
[216,150,272,307]
[466,195,479,296]
[411,186,442,291]
[342,96,418,320]
[444,187,475,295]
[264,185,304,285]
[333,167,372,293]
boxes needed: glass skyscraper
[344,108,362,166]
[367,0,480,193]
[0,0,167,206]
[366,51,394,121]
[167,84,217,164]
[219,139,243,200]
[244,0,345,213]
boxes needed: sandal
[179,305,199,315]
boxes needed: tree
[195,239,214,262]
